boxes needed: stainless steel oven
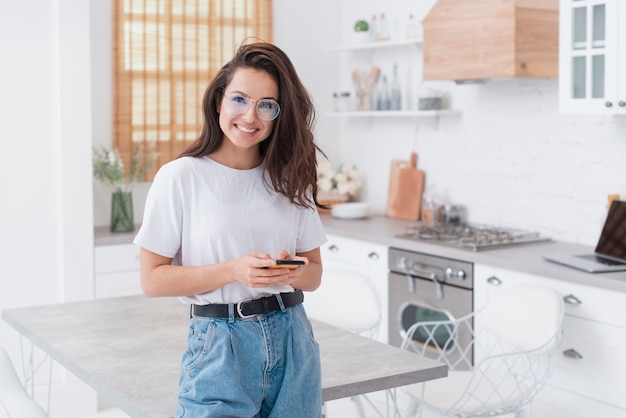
[388,247,474,369]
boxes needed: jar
[442,205,461,225]
[421,199,443,226]
[333,92,352,112]
[418,88,444,110]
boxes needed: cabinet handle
[563,294,582,305]
[486,276,502,286]
[619,101,626,107]
[367,251,379,260]
[605,101,613,108]
[562,348,583,359]
[328,244,339,253]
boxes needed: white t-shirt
[134,156,327,305]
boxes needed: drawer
[322,235,386,267]
[549,315,626,409]
[552,279,626,329]
[475,265,626,328]
[94,243,140,274]
[534,384,626,418]
[95,271,142,299]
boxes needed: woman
[134,42,326,418]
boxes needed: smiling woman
[112,0,273,181]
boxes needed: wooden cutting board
[386,152,425,221]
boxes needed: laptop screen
[595,200,626,260]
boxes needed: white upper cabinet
[559,0,626,114]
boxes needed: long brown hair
[180,42,326,210]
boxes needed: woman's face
[218,67,279,152]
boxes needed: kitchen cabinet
[94,243,142,299]
[319,234,389,344]
[422,0,559,81]
[474,264,626,417]
[325,39,459,121]
[559,0,626,114]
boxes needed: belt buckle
[236,299,256,319]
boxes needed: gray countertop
[319,215,626,294]
[2,296,446,417]
[95,215,626,293]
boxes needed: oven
[388,247,474,369]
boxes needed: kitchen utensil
[331,202,372,219]
[386,152,425,221]
[353,67,380,110]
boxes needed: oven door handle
[406,270,445,300]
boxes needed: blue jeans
[175,303,321,418]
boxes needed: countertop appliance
[388,247,474,369]
[396,223,550,251]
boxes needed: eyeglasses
[224,92,280,121]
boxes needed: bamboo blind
[113,0,273,179]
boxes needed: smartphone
[268,260,305,269]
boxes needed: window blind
[113,0,273,179]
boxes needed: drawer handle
[368,251,379,260]
[328,244,339,253]
[563,294,581,305]
[486,276,502,286]
[562,348,583,359]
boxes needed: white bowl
[331,202,371,219]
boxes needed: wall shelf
[324,109,460,118]
[325,39,422,53]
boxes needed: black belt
[191,290,304,319]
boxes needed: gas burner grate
[398,223,550,251]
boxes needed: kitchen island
[2,295,447,418]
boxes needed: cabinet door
[534,384,626,418]
[474,264,626,414]
[559,0,624,114]
[548,315,626,410]
[618,1,626,113]
[474,264,626,328]
[319,235,389,343]
[94,244,141,299]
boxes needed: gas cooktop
[397,223,550,252]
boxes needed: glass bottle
[391,63,402,110]
[370,75,380,111]
[405,14,419,40]
[380,75,391,110]
[369,14,378,41]
[377,13,391,41]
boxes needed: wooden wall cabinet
[423,0,559,81]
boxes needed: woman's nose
[241,102,258,121]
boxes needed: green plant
[354,20,369,32]
[93,144,157,192]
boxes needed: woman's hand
[232,251,308,288]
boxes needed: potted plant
[93,144,157,232]
[353,19,370,43]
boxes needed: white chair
[304,270,382,417]
[304,270,381,340]
[400,284,564,418]
[0,346,48,418]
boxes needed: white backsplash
[274,0,626,246]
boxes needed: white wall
[0,0,95,412]
[275,0,626,246]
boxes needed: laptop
[544,200,626,273]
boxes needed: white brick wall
[274,0,626,247]
[330,78,626,245]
